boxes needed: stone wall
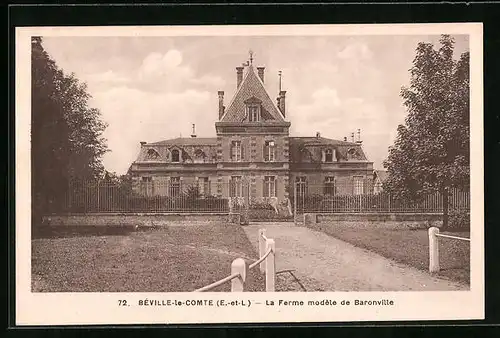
[303,212,443,230]
[42,213,236,227]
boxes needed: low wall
[42,213,237,227]
[304,213,443,230]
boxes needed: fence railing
[62,181,245,214]
[194,229,276,292]
[428,226,470,273]
[294,183,470,214]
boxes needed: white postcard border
[15,23,484,325]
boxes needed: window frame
[263,176,277,198]
[170,177,181,196]
[230,176,243,197]
[325,148,334,163]
[231,140,242,162]
[198,177,210,196]
[248,105,260,122]
[353,176,364,195]
[324,176,336,196]
[171,149,181,163]
[264,140,276,162]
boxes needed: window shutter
[263,143,268,162]
[263,179,267,198]
[321,149,326,162]
[241,144,245,161]
[274,177,278,197]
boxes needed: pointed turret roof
[220,65,285,122]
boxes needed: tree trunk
[442,187,449,230]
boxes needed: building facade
[128,55,374,204]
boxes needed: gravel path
[243,223,469,292]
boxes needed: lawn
[32,224,265,292]
[319,226,470,285]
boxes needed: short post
[428,226,440,273]
[265,239,276,292]
[231,258,246,292]
[258,229,267,274]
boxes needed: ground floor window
[324,176,336,196]
[230,176,243,197]
[170,177,181,196]
[353,176,364,195]
[198,177,210,196]
[263,176,277,198]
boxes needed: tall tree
[31,37,108,220]
[383,35,470,228]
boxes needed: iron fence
[62,180,248,214]
[293,182,469,214]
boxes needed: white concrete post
[265,239,276,292]
[258,229,267,274]
[428,227,440,273]
[231,258,246,292]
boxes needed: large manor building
[128,53,374,203]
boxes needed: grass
[319,226,470,285]
[32,224,265,292]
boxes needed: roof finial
[249,49,254,65]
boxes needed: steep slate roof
[289,136,369,162]
[149,137,217,146]
[221,66,285,122]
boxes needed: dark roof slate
[149,137,217,146]
[221,66,284,122]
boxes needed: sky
[41,34,469,175]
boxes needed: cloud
[338,42,373,60]
[85,70,130,85]
[80,49,227,173]
[93,86,216,174]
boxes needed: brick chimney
[257,67,265,83]
[278,90,286,116]
[218,91,225,119]
[236,67,244,88]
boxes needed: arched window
[146,148,160,160]
[171,149,180,162]
[347,148,356,156]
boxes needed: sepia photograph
[16,23,484,325]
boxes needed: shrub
[446,209,470,231]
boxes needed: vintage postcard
[16,23,484,325]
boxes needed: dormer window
[244,96,262,122]
[146,148,160,160]
[171,149,180,163]
[248,105,260,122]
[325,149,334,162]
